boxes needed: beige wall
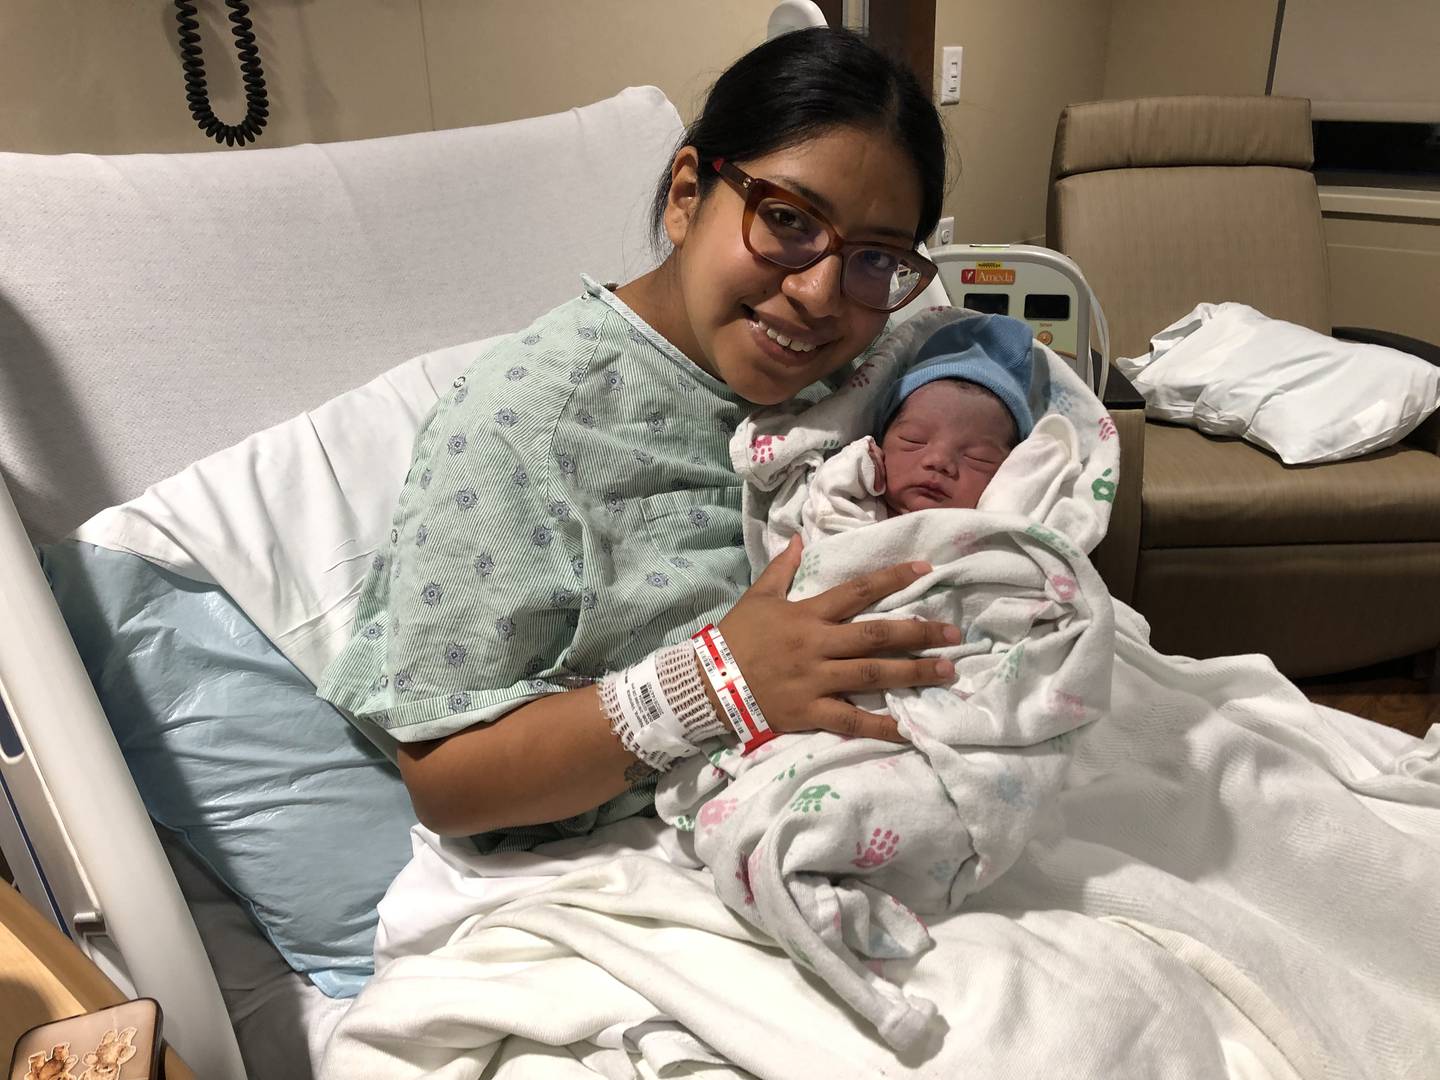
[0,0,432,153]
[1093,0,1440,341]
[1102,0,1278,100]
[932,0,1112,245]
[926,0,1281,244]
[0,0,1114,247]
[1324,212,1440,343]
[0,0,1277,238]
[421,1,774,131]
[0,0,774,155]
[3,0,1431,341]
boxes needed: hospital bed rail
[0,472,248,1078]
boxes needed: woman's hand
[715,535,958,743]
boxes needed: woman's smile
[744,306,829,367]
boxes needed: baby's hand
[865,436,887,494]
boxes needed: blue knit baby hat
[877,313,1036,440]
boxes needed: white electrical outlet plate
[940,46,962,105]
[933,216,955,246]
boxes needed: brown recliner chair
[1051,95,1440,678]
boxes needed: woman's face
[879,381,1015,514]
[660,126,925,405]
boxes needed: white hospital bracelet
[600,642,727,771]
[690,624,776,752]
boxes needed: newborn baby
[801,313,1036,538]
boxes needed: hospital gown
[318,276,766,850]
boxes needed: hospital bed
[0,71,673,1080]
[6,3,1437,1078]
[0,3,950,1075]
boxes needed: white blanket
[735,308,1120,568]
[323,644,1440,1079]
[322,311,1440,1077]
[651,309,1124,1049]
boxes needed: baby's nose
[924,451,958,476]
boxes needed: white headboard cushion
[0,87,682,540]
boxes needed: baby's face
[879,381,1015,514]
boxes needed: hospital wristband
[690,624,776,752]
[600,642,728,771]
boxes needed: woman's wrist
[690,623,776,752]
[600,641,728,770]
[695,652,725,728]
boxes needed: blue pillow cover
[42,541,417,997]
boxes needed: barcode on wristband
[691,624,773,750]
[612,651,696,761]
[638,682,663,727]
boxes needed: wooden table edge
[1,883,197,1079]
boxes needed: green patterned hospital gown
[320,276,824,851]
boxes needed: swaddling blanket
[655,309,1122,1050]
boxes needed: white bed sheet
[162,816,689,1077]
[144,645,1439,1078]
[323,630,1440,1079]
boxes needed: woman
[317,26,958,850]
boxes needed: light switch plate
[940,46,962,105]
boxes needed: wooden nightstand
[0,883,195,1079]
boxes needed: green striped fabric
[318,277,768,849]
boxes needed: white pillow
[1114,302,1440,464]
[52,336,506,993]
[70,337,499,686]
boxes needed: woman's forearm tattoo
[624,760,658,787]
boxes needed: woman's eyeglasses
[711,158,937,313]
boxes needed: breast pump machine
[927,244,1112,400]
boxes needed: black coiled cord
[174,0,270,147]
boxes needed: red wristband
[691,624,776,753]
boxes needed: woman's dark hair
[651,27,947,252]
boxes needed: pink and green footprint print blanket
[656,307,1122,1051]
